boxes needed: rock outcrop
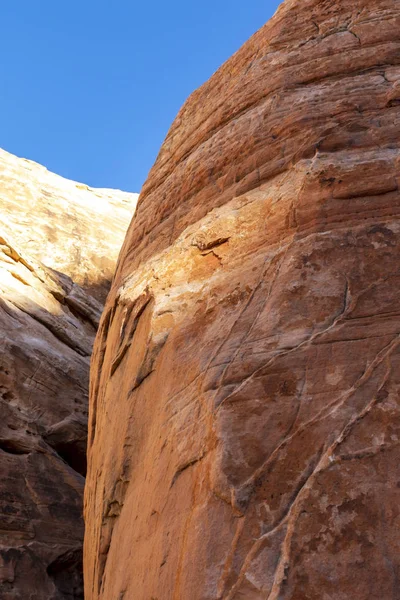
[84,1,400,599]
[0,151,137,599]
[0,148,138,302]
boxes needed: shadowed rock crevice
[44,417,88,477]
[0,438,32,455]
[47,549,84,600]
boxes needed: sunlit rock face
[84,0,400,598]
[0,151,136,599]
[0,148,138,302]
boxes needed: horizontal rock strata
[84,1,400,599]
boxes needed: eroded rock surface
[85,1,400,599]
[0,148,138,302]
[0,151,136,598]
[0,233,95,599]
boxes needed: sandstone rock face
[84,1,400,599]
[0,234,95,599]
[0,148,138,302]
[0,151,136,598]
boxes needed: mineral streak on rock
[0,151,137,598]
[85,1,400,599]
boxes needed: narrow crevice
[46,440,87,477]
[110,293,152,376]
[171,453,206,487]
[0,438,31,455]
[44,421,88,477]
[64,296,99,331]
[129,368,155,394]
[47,548,84,600]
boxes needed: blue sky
[0,1,281,193]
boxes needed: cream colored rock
[85,0,400,599]
[0,148,138,301]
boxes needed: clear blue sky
[0,1,280,193]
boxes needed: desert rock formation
[0,151,137,599]
[85,0,400,599]
[0,148,138,302]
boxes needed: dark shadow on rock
[47,548,84,600]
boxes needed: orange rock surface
[84,1,400,598]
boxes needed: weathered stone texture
[0,152,136,599]
[0,233,94,599]
[85,1,400,599]
[0,148,138,302]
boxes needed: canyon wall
[84,0,400,598]
[0,148,138,302]
[0,150,137,599]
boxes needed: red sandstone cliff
[84,1,400,598]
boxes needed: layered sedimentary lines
[0,148,138,302]
[85,1,400,599]
[0,232,95,599]
[0,151,136,599]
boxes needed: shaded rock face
[0,235,93,600]
[0,152,136,599]
[84,1,400,600]
[0,148,138,302]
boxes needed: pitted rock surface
[84,1,400,599]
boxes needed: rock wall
[84,1,400,599]
[0,148,138,302]
[0,151,136,599]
